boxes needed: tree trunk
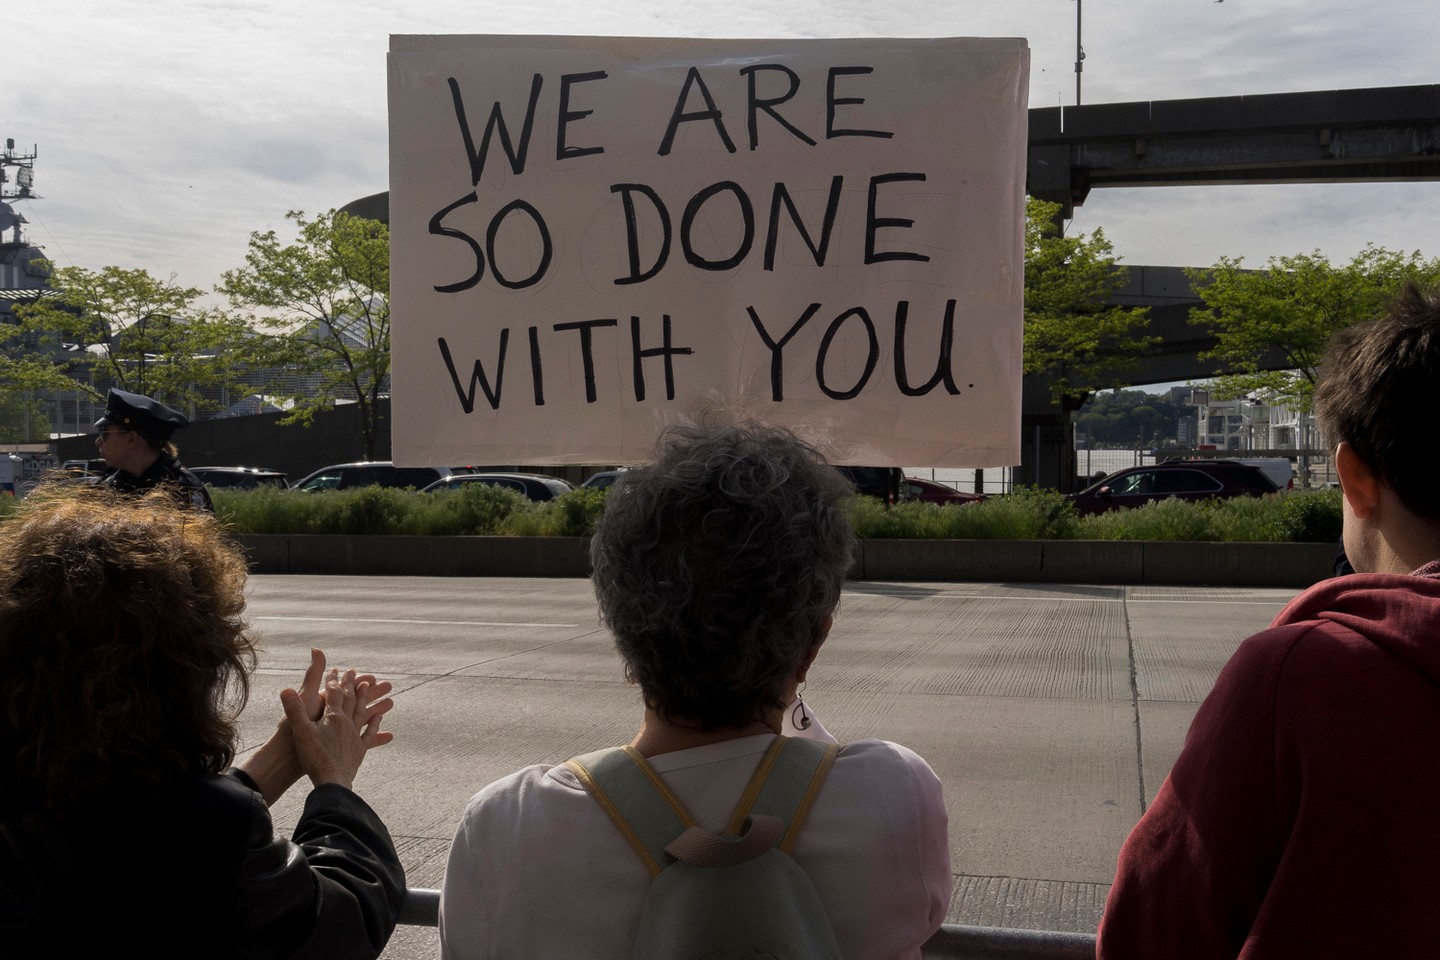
[359,396,378,461]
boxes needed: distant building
[1192,390,1316,452]
[215,394,295,418]
[1196,396,1253,450]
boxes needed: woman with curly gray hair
[442,418,950,959]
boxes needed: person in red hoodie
[1098,282,1440,959]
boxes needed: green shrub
[1077,490,1342,543]
[1080,497,1221,542]
[1205,495,1285,542]
[1274,489,1343,543]
[202,482,1341,542]
[213,482,602,537]
[499,488,608,537]
[332,485,413,535]
[965,487,1080,540]
[403,483,531,535]
[555,487,608,537]
[844,487,1079,541]
[215,485,331,534]
[844,497,947,539]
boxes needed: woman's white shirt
[439,734,951,959]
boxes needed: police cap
[94,388,190,443]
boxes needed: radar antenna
[0,139,39,245]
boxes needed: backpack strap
[566,745,696,878]
[726,737,840,855]
[568,737,840,875]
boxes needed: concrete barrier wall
[236,535,1338,588]
[240,534,592,577]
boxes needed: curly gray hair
[590,418,857,730]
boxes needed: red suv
[1067,460,1279,516]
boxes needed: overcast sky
[5,0,1436,297]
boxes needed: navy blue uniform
[101,452,214,512]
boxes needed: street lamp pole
[1074,0,1085,106]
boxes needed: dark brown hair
[1313,282,1440,524]
[133,427,178,457]
[0,486,254,813]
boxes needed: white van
[1236,458,1294,491]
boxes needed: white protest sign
[389,36,1028,466]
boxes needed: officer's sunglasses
[95,428,130,445]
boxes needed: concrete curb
[235,535,1337,587]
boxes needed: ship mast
[1,139,40,246]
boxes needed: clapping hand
[281,659,395,792]
[291,648,394,727]
[238,648,395,804]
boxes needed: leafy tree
[0,381,53,443]
[220,210,390,460]
[1186,245,1440,411]
[0,322,73,389]
[13,265,253,415]
[1024,197,1155,408]
[0,311,73,440]
[1024,197,1155,490]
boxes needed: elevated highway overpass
[1028,84,1440,216]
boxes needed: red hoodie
[1099,562,1440,959]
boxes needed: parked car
[835,466,906,504]
[580,469,626,491]
[291,462,454,492]
[1067,460,1279,516]
[189,466,289,490]
[60,459,108,478]
[422,472,574,501]
[903,477,983,506]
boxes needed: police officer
[94,388,213,512]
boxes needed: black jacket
[0,770,405,958]
[101,451,214,512]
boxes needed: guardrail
[398,888,1098,959]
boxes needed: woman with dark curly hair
[0,487,405,957]
[441,418,950,959]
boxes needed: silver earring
[791,684,812,730]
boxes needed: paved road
[237,575,1296,958]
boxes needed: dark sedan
[1067,460,1279,516]
[190,466,289,489]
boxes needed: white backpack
[566,736,843,960]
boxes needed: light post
[1073,0,1085,106]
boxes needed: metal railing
[398,888,1097,960]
